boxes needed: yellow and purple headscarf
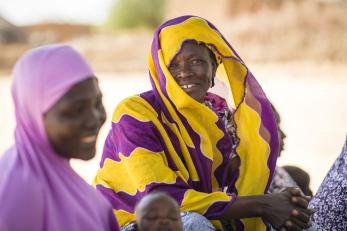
[94,16,279,230]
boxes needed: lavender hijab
[0,45,118,231]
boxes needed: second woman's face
[44,78,106,160]
[168,42,217,103]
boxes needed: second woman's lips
[179,82,200,89]
[181,84,197,89]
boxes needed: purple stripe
[203,193,236,219]
[111,115,163,157]
[161,123,185,171]
[96,178,190,212]
[100,130,120,165]
[246,73,279,192]
[96,184,136,213]
[226,163,240,195]
[235,219,245,231]
[156,15,193,32]
[214,117,233,188]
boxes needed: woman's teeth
[181,84,196,89]
[81,135,97,143]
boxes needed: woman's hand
[263,187,313,231]
[220,187,313,230]
[278,187,314,231]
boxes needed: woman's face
[168,42,217,103]
[44,78,106,160]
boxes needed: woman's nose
[176,65,192,79]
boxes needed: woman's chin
[77,147,96,160]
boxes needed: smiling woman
[93,16,313,231]
[0,44,118,231]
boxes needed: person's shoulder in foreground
[309,137,347,231]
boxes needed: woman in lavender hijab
[0,44,119,231]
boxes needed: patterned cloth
[94,16,280,230]
[269,166,298,193]
[204,95,239,160]
[309,138,347,230]
[120,212,216,231]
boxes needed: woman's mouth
[180,83,198,90]
[81,135,97,144]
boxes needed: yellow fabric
[94,96,234,227]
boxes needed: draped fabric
[0,45,119,231]
[94,16,279,230]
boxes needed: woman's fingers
[289,215,312,229]
[287,187,302,196]
[292,208,314,223]
[291,196,310,208]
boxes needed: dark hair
[283,165,313,196]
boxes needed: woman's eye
[191,59,203,64]
[63,104,84,117]
[144,214,159,220]
[169,216,180,221]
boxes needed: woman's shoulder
[1,163,44,199]
[0,162,44,229]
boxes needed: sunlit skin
[44,78,106,160]
[136,193,183,231]
[168,41,217,103]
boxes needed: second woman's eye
[191,58,204,65]
[168,63,179,72]
[144,214,159,220]
[62,102,85,118]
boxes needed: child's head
[135,192,183,231]
[283,165,313,196]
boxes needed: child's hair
[283,165,313,196]
[135,192,179,215]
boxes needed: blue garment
[181,212,216,231]
[120,212,216,231]
[309,138,347,230]
[268,223,319,231]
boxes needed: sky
[0,0,114,26]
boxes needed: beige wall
[165,0,230,26]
